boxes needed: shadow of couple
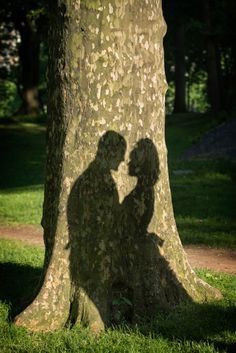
[66,130,175,329]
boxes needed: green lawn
[170,164,236,248]
[166,114,236,248]
[0,122,45,225]
[1,113,235,248]
[0,239,235,353]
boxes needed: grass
[166,113,236,248]
[170,162,236,248]
[0,113,236,248]
[0,186,43,224]
[0,121,45,225]
[0,238,235,353]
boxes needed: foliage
[0,0,48,114]
[0,80,20,117]
[165,81,175,115]
[0,1,235,114]
[163,0,236,113]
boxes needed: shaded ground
[0,225,235,274]
[182,118,236,160]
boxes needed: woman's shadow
[113,138,188,324]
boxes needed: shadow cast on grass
[134,302,236,353]
[0,262,42,318]
[178,222,236,248]
[0,125,45,189]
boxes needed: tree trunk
[173,23,187,113]
[14,0,221,333]
[205,38,221,113]
[203,0,222,113]
[16,17,40,115]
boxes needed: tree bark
[14,0,221,333]
[173,23,187,113]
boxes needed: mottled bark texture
[14,0,221,333]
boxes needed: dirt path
[0,225,235,274]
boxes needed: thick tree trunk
[173,24,186,113]
[16,18,40,115]
[15,0,221,333]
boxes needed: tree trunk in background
[205,38,221,113]
[173,23,186,113]
[15,0,221,333]
[203,0,222,113]
[16,18,40,115]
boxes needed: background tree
[14,0,220,333]
[163,0,189,113]
[0,0,47,115]
[1,1,235,117]
[202,0,236,113]
[202,0,222,113]
[163,0,236,114]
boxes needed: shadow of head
[96,130,126,171]
[128,138,160,186]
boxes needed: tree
[201,0,236,113]
[202,0,222,113]
[163,0,189,114]
[14,0,221,333]
[0,0,47,115]
[173,23,187,113]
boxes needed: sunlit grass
[0,185,43,224]
[0,239,43,267]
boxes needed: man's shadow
[67,131,126,329]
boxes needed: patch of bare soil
[0,225,235,274]
[184,245,236,274]
[0,225,43,247]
